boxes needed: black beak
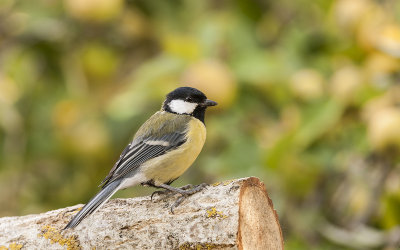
[202,99,218,107]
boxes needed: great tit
[64,87,217,229]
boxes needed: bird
[64,87,217,229]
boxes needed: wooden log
[0,177,283,249]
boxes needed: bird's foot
[150,184,194,201]
[151,183,208,213]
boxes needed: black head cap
[166,87,206,103]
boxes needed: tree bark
[0,177,283,250]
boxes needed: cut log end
[238,177,284,250]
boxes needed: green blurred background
[1,0,400,249]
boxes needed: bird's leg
[155,183,208,213]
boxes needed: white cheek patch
[168,99,197,114]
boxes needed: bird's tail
[63,179,123,229]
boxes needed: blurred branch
[320,222,400,249]
[351,154,393,227]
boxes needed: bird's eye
[186,97,193,102]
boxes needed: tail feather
[63,180,122,229]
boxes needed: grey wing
[99,132,186,187]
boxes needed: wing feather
[100,132,186,187]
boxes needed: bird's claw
[170,195,186,214]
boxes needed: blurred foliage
[1,0,400,249]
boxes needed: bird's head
[162,87,217,119]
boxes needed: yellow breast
[141,117,206,185]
